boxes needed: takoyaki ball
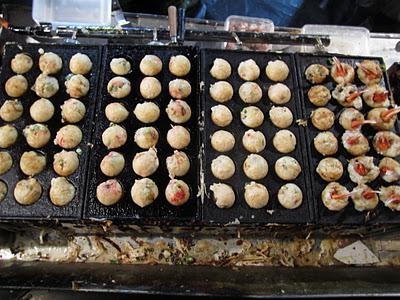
[0,151,12,175]
[265,60,289,82]
[0,125,18,148]
[243,154,268,180]
[240,106,264,128]
[61,98,86,123]
[33,74,59,98]
[14,178,42,205]
[244,182,269,209]
[209,81,233,103]
[362,85,390,108]
[278,183,303,209]
[39,52,62,74]
[314,131,338,156]
[169,55,191,77]
[100,151,125,177]
[110,58,131,75]
[311,107,334,131]
[268,83,291,104]
[238,59,260,81]
[380,185,400,211]
[304,64,329,84]
[105,102,129,123]
[239,82,262,104]
[166,150,190,178]
[49,177,75,206]
[0,180,7,202]
[307,85,331,106]
[330,58,355,84]
[167,125,190,149]
[379,157,400,183]
[0,99,23,122]
[23,124,50,149]
[166,99,191,123]
[169,79,191,99]
[211,104,232,127]
[348,156,379,184]
[210,183,235,208]
[53,150,79,176]
[351,184,379,212]
[134,126,159,149]
[357,59,382,86]
[210,58,231,80]
[367,107,397,131]
[20,151,46,176]
[96,179,123,206]
[140,77,162,99]
[339,108,364,131]
[316,157,343,182]
[342,130,370,156]
[132,148,159,177]
[133,102,160,123]
[140,55,162,76]
[211,155,235,180]
[269,106,293,129]
[275,156,301,181]
[107,76,131,99]
[30,98,55,122]
[5,75,28,97]
[165,179,190,206]
[55,125,82,149]
[242,129,266,153]
[102,125,127,149]
[321,182,349,211]
[211,130,235,153]
[273,129,296,153]
[332,84,362,110]
[11,53,33,74]
[65,74,89,98]
[69,53,92,75]
[373,131,400,157]
[131,178,159,208]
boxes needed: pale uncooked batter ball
[49,177,75,206]
[140,55,162,76]
[211,130,235,152]
[23,124,50,149]
[243,154,268,180]
[20,151,46,176]
[33,74,59,98]
[30,98,55,122]
[11,53,33,74]
[240,106,264,128]
[211,105,232,127]
[265,60,289,82]
[211,155,235,180]
[55,125,82,149]
[242,129,266,153]
[165,179,190,206]
[167,125,190,149]
[132,148,159,177]
[273,129,296,153]
[53,150,79,176]
[169,79,191,99]
[5,75,28,97]
[100,151,125,177]
[209,81,234,103]
[96,179,123,206]
[131,178,158,207]
[268,83,291,104]
[269,106,293,129]
[102,125,127,149]
[169,55,191,77]
[238,59,260,81]
[166,100,191,123]
[65,74,89,98]
[239,82,262,104]
[313,131,338,156]
[210,58,231,80]
[278,183,303,209]
[166,150,190,177]
[244,182,269,209]
[107,76,131,98]
[133,102,160,123]
[0,180,7,202]
[39,52,62,74]
[134,126,159,149]
[110,58,131,75]
[275,156,301,181]
[0,151,12,175]
[210,183,235,208]
[105,102,129,123]
[311,107,334,131]
[61,98,86,123]
[14,178,42,205]
[69,53,92,75]
[0,99,23,122]
[140,77,162,99]
[0,125,18,148]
